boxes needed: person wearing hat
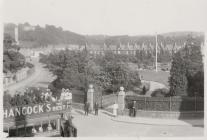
[44,88,50,102]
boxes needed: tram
[3,100,75,137]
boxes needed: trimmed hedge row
[125,95,204,111]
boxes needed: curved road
[5,58,56,96]
[71,109,203,137]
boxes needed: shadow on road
[178,96,204,128]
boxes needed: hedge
[125,95,204,111]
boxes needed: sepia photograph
[1,0,206,137]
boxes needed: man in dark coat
[94,102,99,115]
[84,102,88,115]
[60,113,66,137]
[132,101,136,117]
[86,102,90,115]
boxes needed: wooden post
[170,97,172,111]
[144,97,147,110]
[57,118,60,131]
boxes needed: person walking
[94,102,99,115]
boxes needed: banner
[4,101,71,119]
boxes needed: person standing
[129,102,133,117]
[94,102,99,115]
[65,89,72,104]
[113,102,118,117]
[60,88,66,101]
[45,88,50,102]
[87,102,90,115]
[84,102,88,116]
[60,113,66,137]
[68,89,72,104]
[132,101,136,117]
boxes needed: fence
[125,95,204,111]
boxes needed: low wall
[122,109,204,119]
[123,95,204,119]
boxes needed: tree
[169,51,188,96]
[3,34,26,73]
[169,38,204,97]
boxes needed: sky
[2,0,207,35]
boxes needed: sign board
[4,101,71,120]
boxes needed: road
[71,109,203,137]
[4,58,204,137]
[5,58,56,96]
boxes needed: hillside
[4,22,204,48]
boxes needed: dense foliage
[4,23,86,47]
[3,34,26,73]
[39,50,142,98]
[169,39,204,97]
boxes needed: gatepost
[117,87,126,115]
[87,84,94,112]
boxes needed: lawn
[139,70,170,87]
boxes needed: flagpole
[155,32,158,72]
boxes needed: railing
[125,95,204,112]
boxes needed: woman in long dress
[113,102,118,117]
